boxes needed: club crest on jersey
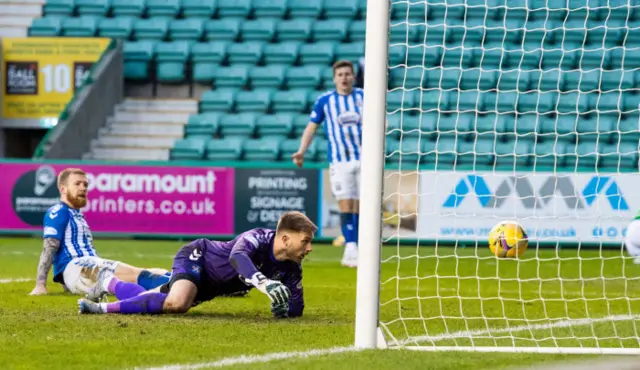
[338,111,360,126]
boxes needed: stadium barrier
[0,159,631,249]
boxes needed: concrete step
[100,124,185,138]
[93,136,177,149]
[110,111,190,125]
[0,16,34,27]
[118,99,198,114]
[88,147,170,161]
[0,26,27,37]
[0,0,45,4]
[0,4,41,15]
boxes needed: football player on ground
[625,210,640,264]
[29,168,171,297]
[292,60,362,268]
[77,211,317,319]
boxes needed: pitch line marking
[0,278,33,284]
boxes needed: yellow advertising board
[1,37,111,119]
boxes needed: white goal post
[355,0,640,355]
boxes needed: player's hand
[271,302,289,319]
[251,272,291,305]
[29,284,47,296]
[291,151,305,168]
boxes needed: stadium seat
[538,70,562,91]
[98,18,134,39]
[227,42,263,64]
[191,42,228,83]
[386,90,417,112]
[293,114,311,136]
[287,0,323,18]
[205,138,244,160]
[312,19,349,42]
[205,19,241,41]
[617,117,640,144]
[540,116,577,143]
[243,138,281,161]
[394,67,428,90]
[181,0,217,19]
[253,0,287,18]
[299,42,335,65]
[169,19,205,41]
[272,90,309,113]
[565,141,601,170]
[263,42,300,65]
[29,17,62,37]
[501,114,540,140]
[241,19,277,42]
[62,16,98,37]
[234,90,272,112]
[171,137,207,160]
[184,113,221,138]
[200,89,235,112]
[123,41,155,80]
[217,0,251,19]
[75,0,109,17]
[256,114,294,137]
[556,92,589,114]
[334,42,364,64]
[457,138,495,166]
[389,23,418,44]
[473,114,504,136]
[43,0,74,17]
[517,91,557,114]
[405,114,437,138]
[276,20,312,42]
[219,113,256,137]
[533,140,567,169]
[285,66,322,89]
[428,138,458,166]
[576,118,614,143]
[600,142,638,170]
[134,18,169,41]
[460,70,498,91]
[155,41,191,83]
[146,0,180,19]
[348,20,365,42]
[111,0,145,18]
[281,138,316,161]
[600,70,635,92]
[494,139,533,169]
[320,68,334,89]
[249,65,286,89]
[403,46,441,68]
[213,65,249,89]
[496,70,530,92]
[323,0,358,19]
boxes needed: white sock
[346,242,357,251]
[99,303,108,313]
[102,276,114,292]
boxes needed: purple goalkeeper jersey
[192,228,304,317]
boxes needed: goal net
[359,0,640,354]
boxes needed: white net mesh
[379,0,640,352]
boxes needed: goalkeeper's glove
[249,272,291,306]
[271,301,289,319]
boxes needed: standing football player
[291,60,362,268]
[29,168,170,297]
[77,211,317,319]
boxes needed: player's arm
[30,208,67,296]
[292,97,324,167]
[228,233,291,306]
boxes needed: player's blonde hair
[277,211,318,237]
[57,168,87,188]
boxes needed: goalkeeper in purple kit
[77,211,316,318]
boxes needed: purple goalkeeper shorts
[170,239,207,285]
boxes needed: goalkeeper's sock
[340,213,355,244]
[103,292,168,314]
[137,270,170,290]
[107,277,146,300]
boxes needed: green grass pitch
[1,236,639,369]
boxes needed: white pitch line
[0,278,33,284]
[131,315,640,370]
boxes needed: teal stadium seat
[200,89,235,112]
[111,0,145,18]
[191,42,228,83]
[287,0,322,18]
[334,42,364,64]
[169,19,204,41]
[494,140,533,169]
[171,137,207,160]
[281,138,316,161]
[249,65,286,89]
[576,118,614,143]
[392,67,426,90]
[219,113,256,137]
[299,42,335,65]
[600,70,636,92]
[243,138,281,161]
[155,41,191,83]
[146,0,180,19]
[323,0,358,19]
[205,19,241,41]
[315,138,328,162]
[184,113,221,138]
[241,19,277,42]
[286,66,322,89]
[134,18,169,41]
[43,0,74,17]
[98,18,134,39]
[539,116,577,143]
[256,114,294,137]
[29,17,62,36]
[181,0,216,19]
[123,41,155,80]
[556,92,589,114]
[234,90,272,112]
[206,138,244,160]
[392,0,427,21]
[253,0,287,18]
[276,20,312,42]
[565,141,601,170]
[218,0,251,19]
[75,0,109,17]
[501,115,540,141]
[227,42,263,64]
[272,90,308,113]
[320,68,333,89]
[62,16,98,37]
[213,65,249,89]
[389,23,418,44]
[458,138,495,166]
[600,142,638,170]
[617,117,640,144]
[348,20,365,42]
[263,42,300,65]
[312,19,349,42]
[293,114,310,136]
[533,141,567,169]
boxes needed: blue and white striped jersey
[309,88,364,164]
[42,202,97,279]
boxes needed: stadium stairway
[83,98,197,161]
[0,0,44,37]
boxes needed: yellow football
[488,221,529,258]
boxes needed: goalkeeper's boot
[85,268,114,303]
[78,298,105,314]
